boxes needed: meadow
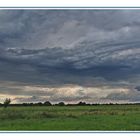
[0,104,140,130]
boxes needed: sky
[0,9,140,104]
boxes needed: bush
[44,101,52,106]
[58,102,65,106]
[77,102,86,106]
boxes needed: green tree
[3,98,11,108]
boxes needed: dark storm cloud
[104,92,140,102]
[135,86,140,91]
[0,10,140,103]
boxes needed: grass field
[0,105,140,130]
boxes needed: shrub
[44,101,52,106]
[77,101,86,106]
[58,102,65,106]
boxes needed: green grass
[0,105,140,130]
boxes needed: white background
[0,133,140,140]
[0,0,140,139]
[0,0,140,7]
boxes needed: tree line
[0,99,93,107]
[1,98,140,108]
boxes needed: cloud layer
[0,10,140,103]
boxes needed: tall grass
[0,105,139,130]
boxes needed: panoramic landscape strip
[0,9,140,130]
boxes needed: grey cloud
[49,95,90,102]
[13,95,90,103]
[13,96,48,103]
[104,92,140,102]
[135,86,140,91]
[0,10,140,103]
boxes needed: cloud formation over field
[0,10,140,103]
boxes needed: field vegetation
[0,104,140,130]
